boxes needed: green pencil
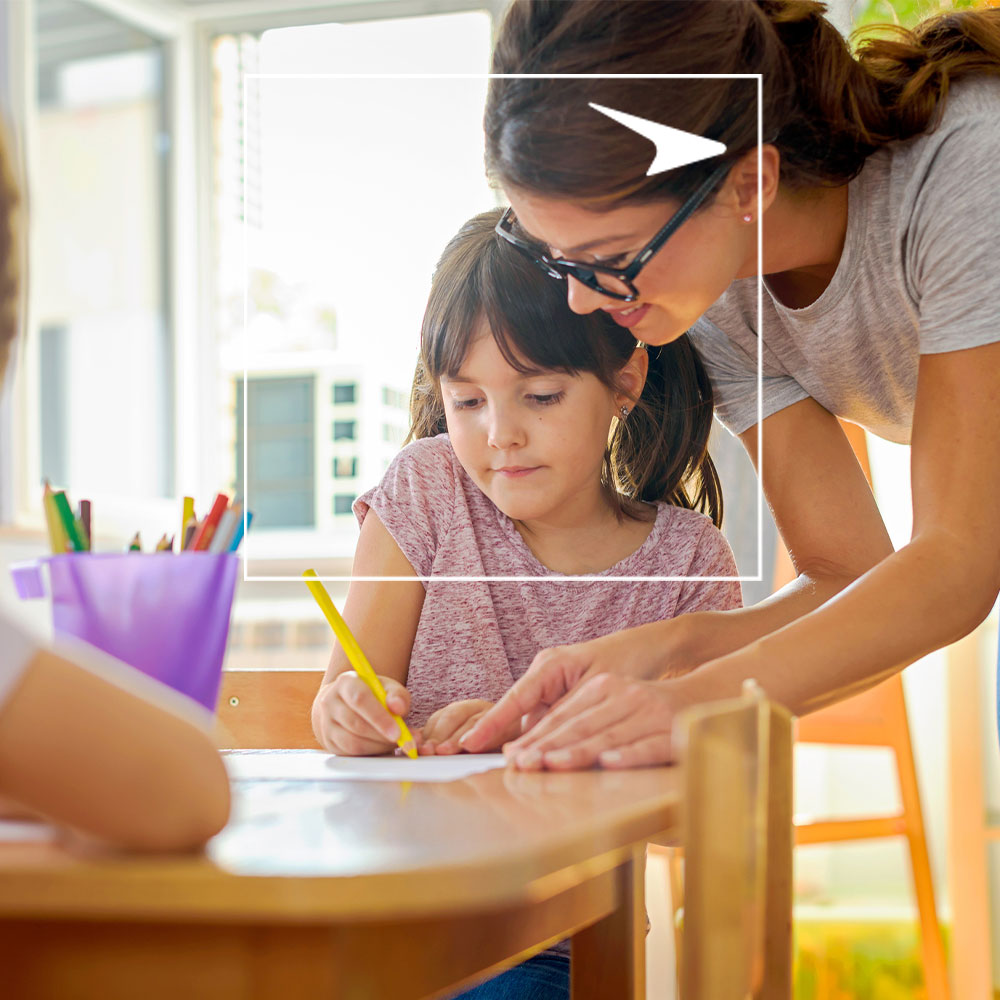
[51,491,86,552]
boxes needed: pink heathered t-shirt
[354,434,742,728]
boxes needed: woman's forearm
[669,565,870,675]
[672,529,999,716]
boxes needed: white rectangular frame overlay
[242,72,764,583]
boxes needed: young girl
[311,208,741,758]
[310,210,740,997]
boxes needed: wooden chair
[946,621,995,998]
[677,680,794,999]
[214,669,322,748]
[776,420,949,1000]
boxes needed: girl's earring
[620,405,629,420]
[742,213,753,223]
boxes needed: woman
[462,0,1000,769]
[0,127,231,848]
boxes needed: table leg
[570,843,646,1000]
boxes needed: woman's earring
[620,405,629,420]
[742,213,753,223]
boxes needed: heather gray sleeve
[907,114,1000,354]
[688,317,809,436]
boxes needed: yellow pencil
[42,482,67,554]
[181,497,195,548]
[302,569,417,758]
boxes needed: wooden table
[0,755,680,1000]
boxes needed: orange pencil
[190,493,229,551]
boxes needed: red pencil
[189,493,230,551]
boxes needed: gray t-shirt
[689,76,1000,444]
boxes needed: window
[333,420,356,442]
[382,423,405,447]
[333,456,357,479]
[333,494,356,516]
[29,2,172,503]
[235,376,315,528]
[332,382,357,405]
[382,386,408,410]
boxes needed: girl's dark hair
[410,210,723,527]
[486,0,1000,204]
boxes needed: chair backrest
[214,669,322,748]
[677,681,793,1000]
[795,671,908,749]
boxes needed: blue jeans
[447,953,570,1000]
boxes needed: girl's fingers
[382,677,411,718]
[333,673,402,744]
[461,648,585,752]
[425,700,493,750]
[435,712,488,755]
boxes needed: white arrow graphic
[589,103,727,176]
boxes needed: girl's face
[505,186,757,346]
[440,322,638,527]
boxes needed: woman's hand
[419,699,520,755]
[497,674,681,770]
[459,619,678,756]
[312,672,412,756]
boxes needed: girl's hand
[499,674,680,771]
[460,620,677,755]
[419,699,521,755]
[312,671,412,756]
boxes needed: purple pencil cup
[12,552,239,713]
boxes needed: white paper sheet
[223,749,507,783]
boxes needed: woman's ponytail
[756,0,1000,185]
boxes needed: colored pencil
[51,490,86,552]
[227,510,252,552]
[190,493,229,551]
[208,504,241,553]
[42,483,67,554]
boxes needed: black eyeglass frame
[495,162,732,303]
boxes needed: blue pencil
[228,510,253,552]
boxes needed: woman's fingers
[504,673,630,754]
[460,646,590,752]
[599,733,676,769]
[503,677,675,771]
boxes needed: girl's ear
[616,345,650,410]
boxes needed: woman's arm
[470,342,1000,768]
[463,396,891,751]
[0,647,230,850]
[679,341,1000,712]
[311,509,427,754]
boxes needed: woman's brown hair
[485,0,1000,204]
[0,125,20,384]
[409,210,723,528]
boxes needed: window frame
[0,0,502,546]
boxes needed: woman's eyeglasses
[495,163,731,303]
